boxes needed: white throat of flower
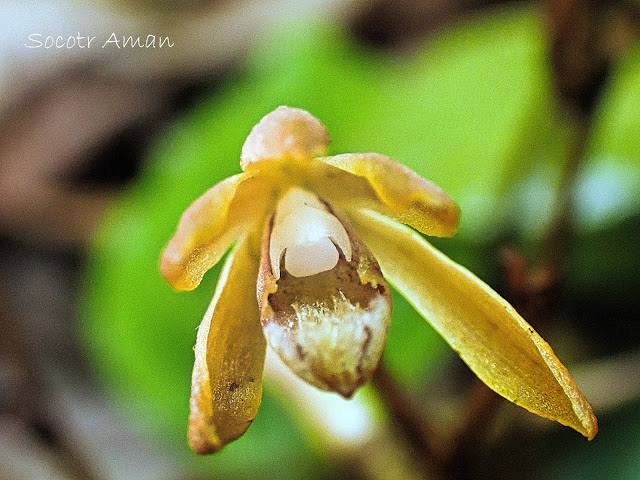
[269,187,352,279]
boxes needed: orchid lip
[258,189,392,398]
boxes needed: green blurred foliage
[564,43,640,358]
[480,401,640,480]
[80,4,640,479]
[541,403,640,480]
[575,43,640,233]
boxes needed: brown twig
[440,380,502,480]
[371,362,448,478]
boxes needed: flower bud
[240,106,330,170]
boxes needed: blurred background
[1,0,640,478]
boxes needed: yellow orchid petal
[321,153,459,237]
[188,234,266,454]
[350,210,598,440]
[161,172,270,291]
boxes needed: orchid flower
[160,106,597,454]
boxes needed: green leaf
[575,45,640,233]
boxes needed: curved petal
[188,233,266,454]
[321,153,459,237]
[350,210,598,440]
[160,172,271,291]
